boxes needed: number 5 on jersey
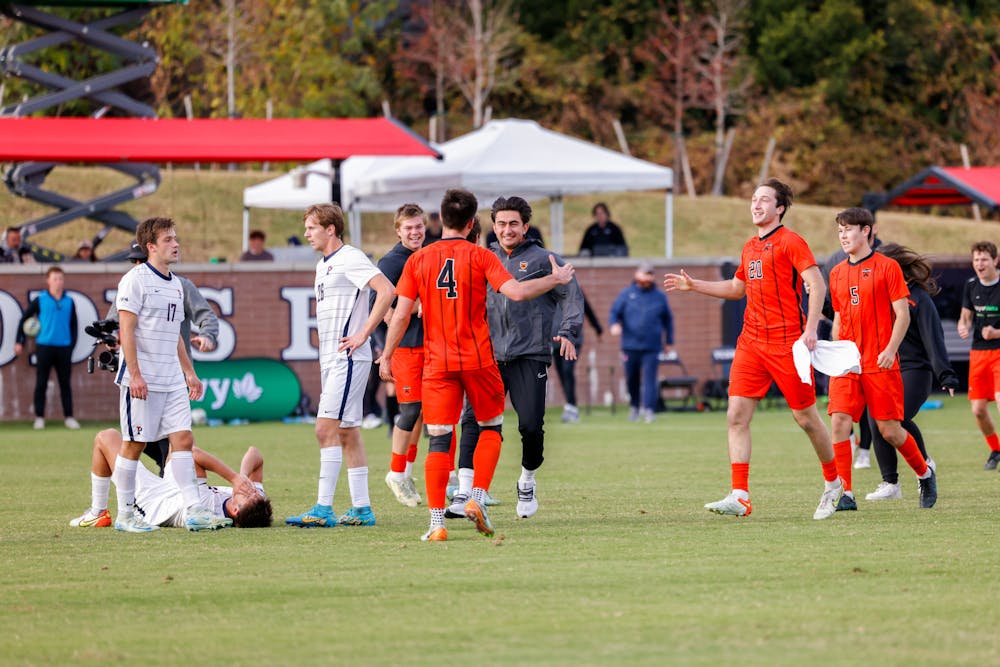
[437,258,458,299]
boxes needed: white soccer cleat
[853,448,871,469]
[516,481,538,519]
[114,514,159,532]
[705,490,752,516]
[32,417,45,430]
[813,481,844,520]
[385,472,419,508]
[64,417,81,430]
[865,481,902,500]
[184,505,232,531]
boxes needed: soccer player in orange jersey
[664,179,843,520]
[827,207,937,508]
[377,188,574,542]
[957,241,1000,470]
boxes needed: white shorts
[317,358,370,427]
[134,463,185,527]
[120,386,192,442]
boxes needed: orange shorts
[828,370,904,422]
[391,347,424,403]
[728,338,816,410]
[968,349,1000,402]
[421,364,505,426]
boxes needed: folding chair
[702,347,735,411]
[657,351,699,412]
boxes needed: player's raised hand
[663,269,693,292]
[549,255,574,284]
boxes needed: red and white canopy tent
[864,166,1000,215]
[0,117,440,260]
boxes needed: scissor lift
[0,1,183,260]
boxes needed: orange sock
[424,451,450,509]
[833,439,853,491]
[390,452,406,474]
[731,462,749,493]
[407,443,419,464]
[897,433,928,477]
[821,458,839,483]
[987,433,1000,452]
[472,430,502,491]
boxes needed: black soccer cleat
[918,468,938,508]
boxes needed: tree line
[1,0,998,207]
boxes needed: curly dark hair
[233,495,273,528]
[491,196,532,225]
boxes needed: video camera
[85,319,120,374]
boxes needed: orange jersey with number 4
[395,238,512,372]
[829,251,909,373]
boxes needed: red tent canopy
[0,117,441,163]
[878,166,1000,211]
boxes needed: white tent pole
[349,204,362,250]
[665,191,674,259]
[242,207,250,252]
[549,196,564,254]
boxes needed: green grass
[1,166,992,262]
[2,396,998,666]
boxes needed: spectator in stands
[579,202,628,257]
[240,230,274,261]
[1,227,35,264]
[609,261,674,423]
[72,240,96,262]
[423,212,444,245]
[15,266,79,430]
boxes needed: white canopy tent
[242,118,675,256]
[352,118,675,256]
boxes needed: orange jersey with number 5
[395,238,512,372]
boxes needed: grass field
[3,396,999,666]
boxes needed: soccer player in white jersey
[112,217,224,532]
[69,429,272,529]
[286,203,395,528]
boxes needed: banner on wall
[192,358,301,421]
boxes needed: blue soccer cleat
[285,503,338,528]
[338,505,377,526]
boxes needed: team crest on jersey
[862,268,872,278]
[519,261,528,272]
[327,266,333,274]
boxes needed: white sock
[430,508,445,529]
[318,447,342,507]
[91,473,111,514]
[347,466,370,508]
[405,460,414,477]
[458,467,474,496]
[519,467,537,485]
[170,451,201,509]
[388,470,405,483]
[113,456,138,518]
[825,478,842,491]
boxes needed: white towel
[792,339,862,385]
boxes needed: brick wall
[0,258,732,422]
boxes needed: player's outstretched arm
[664,269,746,300]
[501,255,574,302]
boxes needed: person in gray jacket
[105,241,220,474]
[455,196,583,520]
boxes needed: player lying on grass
[69,428,272,530]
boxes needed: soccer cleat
[865,481,902,500]
[516,481,538,519]
[32,417,44,430]
[853,448,871,469]
[464,499,495,537]
[338,505,377,526]
[114,514,159,532]
[64,417,81,430]
[445,493,469,518]
[421,526,448,542]
[386,472,419,508]
[69,508,112,528]
[813,481,844,520]
[628,407,640,422]
[918,468,937,508]
[704,491,752,517]
[285,503,337,528]
[836,493,858,512]
[561,404,580,423]
[984,450,1000,470]
[445,482,460,501]
[642,408,655,424]
[185,506,232,531]
[402,476,422,505]
[483,491,500,506]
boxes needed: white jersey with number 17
[114,262,186,392]
[315,244,381,368]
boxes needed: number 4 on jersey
[437,258,458,299]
